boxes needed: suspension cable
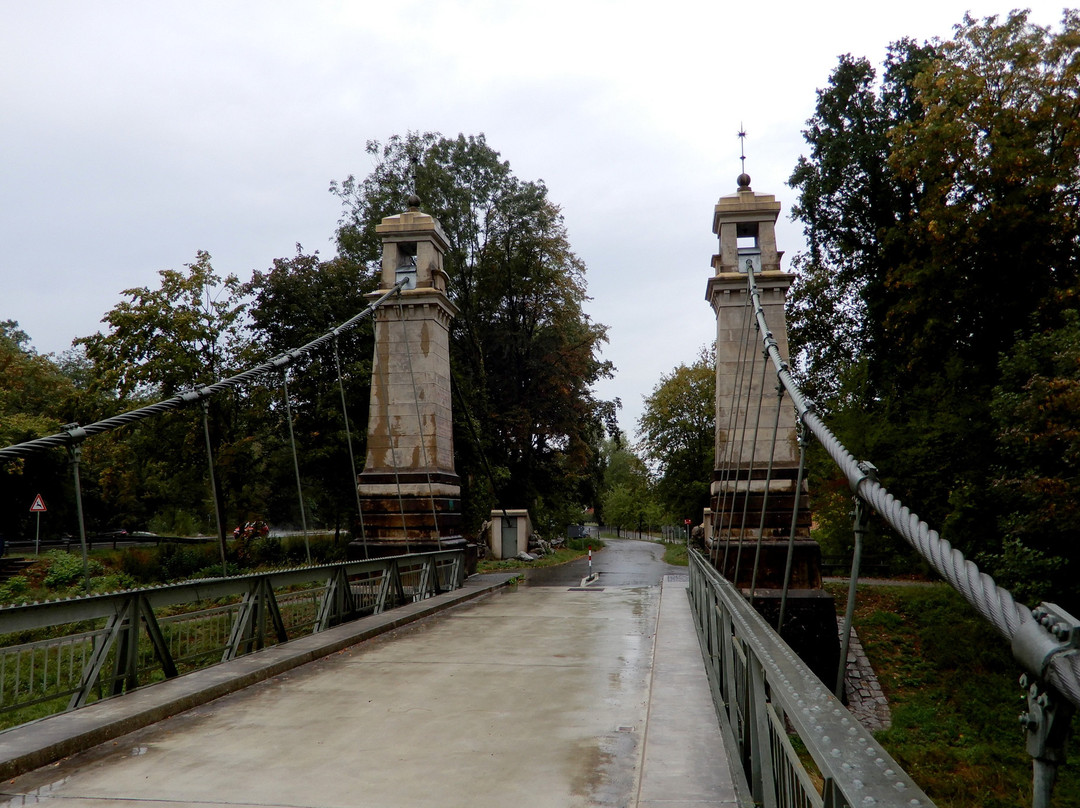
[710,291,752,566]
[396,295,442,547]
[0,280,409,462]
[777,425,808,634]
[743,265,1080,708]
[280,370,312,564]
[200,401,228,577]
[748,382,785,601]
[717,292,754,569]
[380,344,412,555]
[332,336,367,558]
[733,326,767,584]
[721,295,757,572]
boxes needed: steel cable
[720,293,755,569]
[0,280,408,462]
[711,291,751,565]
[733,328,767,584]
[742,267,1080,709]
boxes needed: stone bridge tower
[353,196,463,555]
[704,172,837,684]
[705,171,809,563]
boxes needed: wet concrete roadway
[524,537,687,588]
[0,539,738,808]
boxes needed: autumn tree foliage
[73,253,256,539]
[636,346,715,523]
[788,11,1080,606]
[331,133,617,535]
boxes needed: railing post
[200,400,228,577]
[111,595,140,696]
[837,493,871,698]
[1016,602,1078,808]
[62,424,90,592]
[747,655,778,808]
[138,594,178,678]
[1020,673,1074,808]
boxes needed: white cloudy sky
[1,1,1069,436]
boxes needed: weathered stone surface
[358,205,461,547]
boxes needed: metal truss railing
[0,549,464,722]
[688,548,935,808]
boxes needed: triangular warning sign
[29,494,47,513]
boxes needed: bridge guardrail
[0,549,464,725]
[689,547,935,808]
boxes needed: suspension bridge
[0,182,1077,808]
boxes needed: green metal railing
[0,550,463,723]
[688,548,935,808]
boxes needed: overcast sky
[1,1,1069,437]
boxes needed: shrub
[148,509,203,537]
[117,547,161,583]
[250,535,284,566]
[282,534,344,564]
[190,562,243,580]
[43,551,102,589]
[158,543,220,581]
[0,577,30,600]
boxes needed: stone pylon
[352,196,463,555]
[705,172,809,568]
[703,173,837,689]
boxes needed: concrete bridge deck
[0,541,738,808]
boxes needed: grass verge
[827,582,1080,807]
[663,542,689,566]
[476,538,603,573]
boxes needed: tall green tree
[244,248,380,537]
[331,132,616,536]
[788,12,1080,601]
[0,323,81,541]
[598,436,660,532]
[987,302,1080,608]
[787,39,936,408]
[75,252,254,534]
[637,346,715,523]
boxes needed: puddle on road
[569,730,639,806]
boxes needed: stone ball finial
[407,193,421,211]
[737,173,752,189]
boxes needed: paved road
[525,538,688,587]
[0,540,736,808]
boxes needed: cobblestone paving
[839,620,892,733]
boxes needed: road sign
[29,494,47,513]
[684,518,691,525]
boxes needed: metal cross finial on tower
[737,125,751,190]
[407,152,421,210]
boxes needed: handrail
[0,549,464,719]
[688,548,935,807]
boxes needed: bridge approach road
[0,539,737,808]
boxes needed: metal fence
[688,548,935,808]
[0,550,464,723]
